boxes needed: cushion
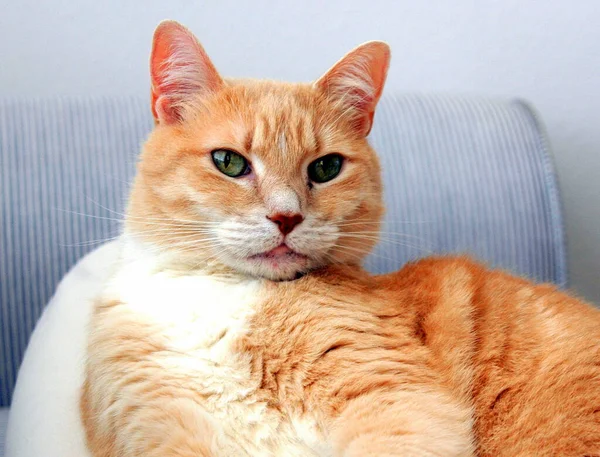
[4,242,119,457]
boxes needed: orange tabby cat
[81,20,600,457]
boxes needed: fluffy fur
[81,21,600,456]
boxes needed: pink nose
[267,213,304,235]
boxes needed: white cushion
[5,241,120,457]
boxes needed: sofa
[0,94,567,455]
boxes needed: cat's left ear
[150,20,224,124]
[315,41,390,136]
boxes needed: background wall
[1,0,599,303]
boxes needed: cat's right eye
[211,149,250,178]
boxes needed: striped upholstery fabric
[0,407,7,456]
[365,95,567,282]
[0,95,566,407]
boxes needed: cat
[80,20,600,457]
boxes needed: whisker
[56,208,222,229]
[129,227,215,236]
[60,235,121,248]
[329,246,370,263]
[339,232,431,245]
[166,237,223,248]
[335,220,431,227]
[333,244,402,263]
[302,227,430,246]
[85,199,226,227]
[339,237,433,255]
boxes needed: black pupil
[223,151,231,168]
[321,157,337,175]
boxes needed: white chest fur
[100,241,330,457]
[108,260,260,356]
[104,248,265,400]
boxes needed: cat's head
[126,20,390,280]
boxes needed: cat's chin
[231,245,316,281]
[243,255,311,281]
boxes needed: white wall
[1,0,599,303]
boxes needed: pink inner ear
[149,21,223,124]
[152,95,179,124]
[150,24,181,122]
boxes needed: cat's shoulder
[376,255,489,290]
[373,255,543,312]
[380,255,597,320]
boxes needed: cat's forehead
[248,98,319,158]
[212,81,337,161]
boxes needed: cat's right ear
[150,20,223,124]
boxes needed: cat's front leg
[330,390,475,457]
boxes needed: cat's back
[377,254,600,387]
[378,254,600,340]
[378,255,600,456]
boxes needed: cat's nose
[267,213,304,236]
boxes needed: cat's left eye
[307,154,344,184]
[211,149,250,178]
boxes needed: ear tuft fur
[315,41,390,135]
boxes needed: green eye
[211,149,250,178]
[307,154,344,183]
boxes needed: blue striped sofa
[0,95,567,454]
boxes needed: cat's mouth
[231,242,315,281]
[249,243,308,263]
